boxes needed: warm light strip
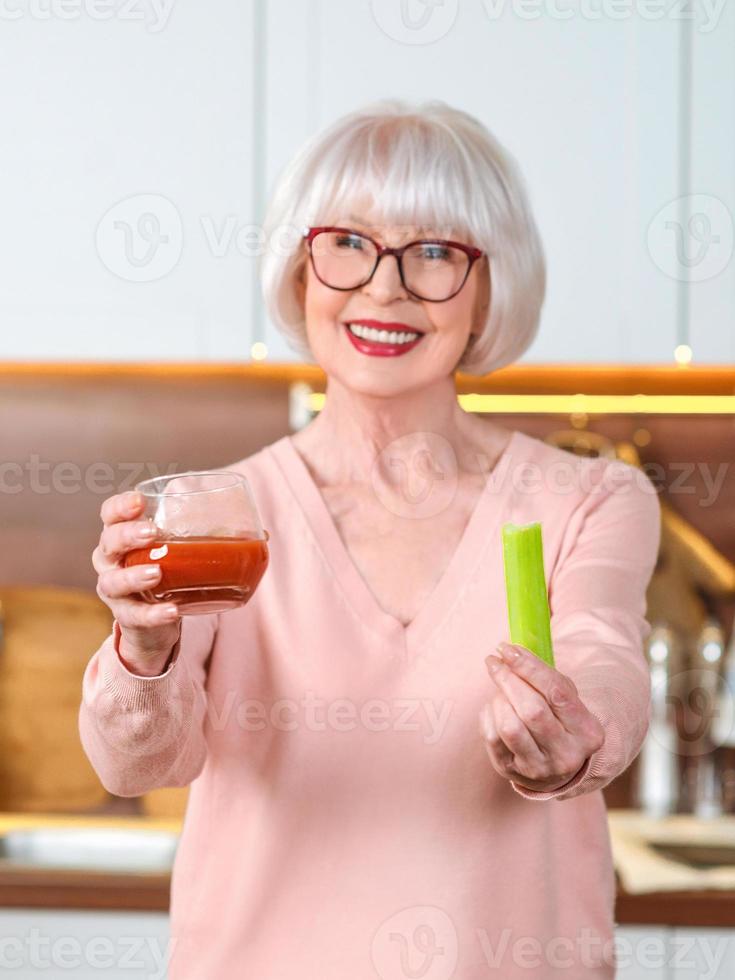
[307,392,735,415]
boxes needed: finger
[99,491,145,528]
[97,563,162,600]
[479,701,514,771]
[484,679,548,774]
[485,656,566,749]
[482,695,582,790]
[103,593,180,629]
[94,519,158,570]
[496,642,576,703]
[495,643,591,735]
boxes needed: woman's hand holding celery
[481,642,605,793]
[479,521,605,793]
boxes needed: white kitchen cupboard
[0,1,259,363]
[687,0,735,364]
[616,925,735,980]
[1,911,733,977]
[615,926,669,980]
[667,927,735,979]
[260,0,695,366]
[0,909,170,979]
[1,5,731,364]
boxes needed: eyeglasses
[302,226,485,303]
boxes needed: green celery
[501,521,555,667]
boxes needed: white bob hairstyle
[259,98,546,376]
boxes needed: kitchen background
[1,1,735,977]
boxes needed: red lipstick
[343,320,425,358]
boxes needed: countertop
[0,811,178,912]
[2,809,735,926]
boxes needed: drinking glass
[122,470,269,616]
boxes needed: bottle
[680,617,725,817]
[711,615,735,813]
[633,623,682,817]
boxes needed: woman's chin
[329,363,460,403]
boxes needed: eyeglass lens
[310,230,472,301]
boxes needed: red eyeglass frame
[302,225,486,302]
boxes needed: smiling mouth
[344,322,423,345]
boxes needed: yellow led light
[674,344,693,365]
[307,392,735,415]
[251,342,268,361]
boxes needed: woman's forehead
[330,210,457,239]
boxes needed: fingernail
[126,492,142,510]
[498,643,521,664]
[141,566,160,580]
[485,655,503,674]
[139,524,156,538]
[162,605,179,618]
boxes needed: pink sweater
[79,429,661,979]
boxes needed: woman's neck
[290,374,508,486]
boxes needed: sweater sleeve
[78,613,219,797]
[510,458,661,803]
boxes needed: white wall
[1,0,732,364]
[0,1,257,361]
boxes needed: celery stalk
[501,521,555,667]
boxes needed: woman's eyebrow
[345,216,438,238]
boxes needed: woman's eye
[419,244,450,261]
[335,235,364,250]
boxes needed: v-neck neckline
[268,429,523,651]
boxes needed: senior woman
[80,100,660,979]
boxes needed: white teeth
[347,323,421,344]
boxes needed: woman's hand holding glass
[481,642,605,793]
[93,491,181,676]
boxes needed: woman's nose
[361,254,407,303]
